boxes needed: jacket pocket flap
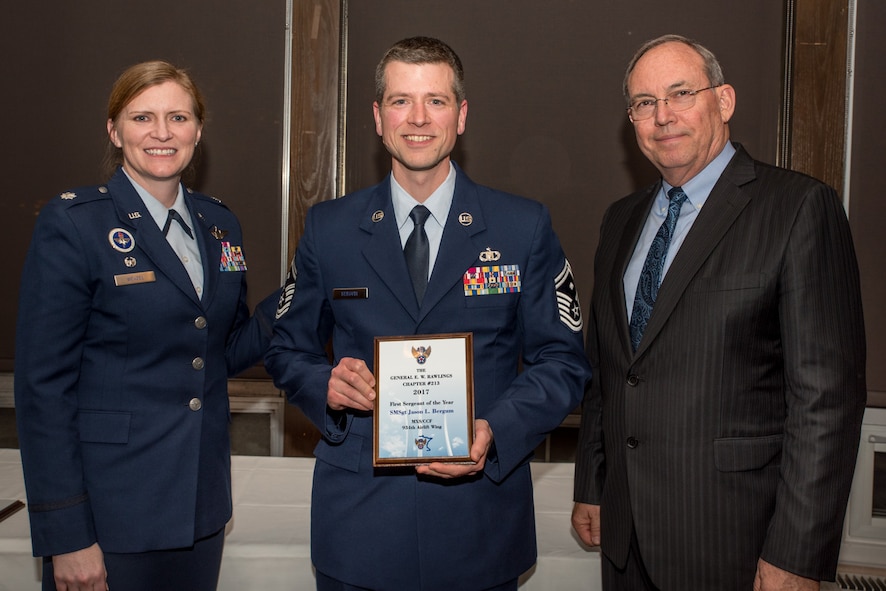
[713,434,782,472]
[313,433,364,473]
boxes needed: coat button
[626,374,640,387]
[626,437,639,449]
[189,398,202,411]
[194,316,207,329]
[192,357,205,370]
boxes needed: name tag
[114,271,157,286]
[333,287,369,300]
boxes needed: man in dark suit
[572,34,866,590]
[266,36,590,591]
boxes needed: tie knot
[164,209,193,238]
[409,205,431,227]
[667,186,688,206]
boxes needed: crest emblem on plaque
[411,345,432,365]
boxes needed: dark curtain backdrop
[0,1,286,370]
[3,1,883,402]
[848,0,886,402]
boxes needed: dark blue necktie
[629,187,688,352]
[404,205,431,303]
[162,209,193,239]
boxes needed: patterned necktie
[404,205,431,303]
[162,209,193,239]
[629,187,688,352]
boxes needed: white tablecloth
[0,449,37,591]
[0,449,600,590]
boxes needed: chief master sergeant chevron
[266,36,591,591]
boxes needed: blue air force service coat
[15,168,279,557]
[266,164,591,591]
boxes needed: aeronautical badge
[555,259,582,332]
[108,228,135,253]
[479,247,501,262]
[275,257,297,320]
[210,225,228,240]
[60,192,76,200]
[414,436,433,451]
[219,241,248,271]
[412,345,432,365]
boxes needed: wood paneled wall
[286,0,343,267]
[784,0,850,195]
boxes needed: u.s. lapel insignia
[459,212,473,226]
[124,256,137,268]
[60,191,76,200]
[210,225,228,240]
[108,228,135,253]
[371,210,385,223]
[479,247,501,262]
[127,211,142,220]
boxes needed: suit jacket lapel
[419,174,486,321]
[108,171,202,306]
[187,197,218,308]
[612,186,657,357]
[635,146,756,357]
[360,179,422,320]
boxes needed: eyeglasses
[627,86,720,121]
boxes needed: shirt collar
[660,141,736,209]
[122,168,190,231]
[391,162,456,231]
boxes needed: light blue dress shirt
[623,142,736,320]
[391,162,456,282]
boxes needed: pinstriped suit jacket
[574,144,866,589]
